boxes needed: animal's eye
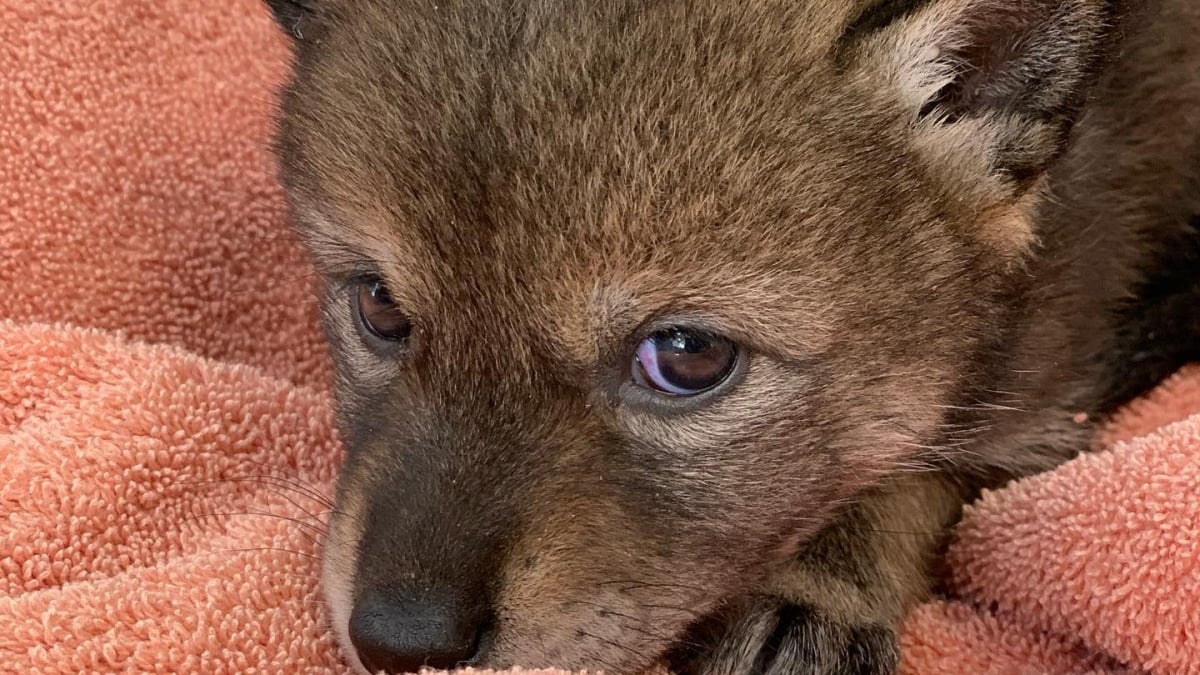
[354,276,412,342]
[632,328,739,396]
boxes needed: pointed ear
[849,0,1129,189]
[265,0,320,40]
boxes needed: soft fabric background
[1,2,1196,673]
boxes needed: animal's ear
[848,0,1129,192]
[265,0,320,40]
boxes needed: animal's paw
[669,599,899,675]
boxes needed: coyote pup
[267,0,1200,672]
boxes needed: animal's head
[267,0,1128,672]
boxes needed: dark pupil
[358,279,411,340]
[653,330,734,390]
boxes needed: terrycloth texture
[1,1,1197,674]
[1,323,344,672]
[899,366,1200,675]
[0,0,328,389]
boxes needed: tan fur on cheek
[614,358,804,452]
[493,507,721,673]
[761,472,965,627]
[322,284,400,393]
[973,190,1041,261]
[321,485,370,674]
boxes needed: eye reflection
[355,276,412,341]
[632,328,739,396]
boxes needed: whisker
[859,527,948,538]
[562,600,706,649]
[179,510,327,548]
[578,630,642,659]
[635,603,706,621]
[242,473,338,510]
[257,484,335,531]
[935,402,1027,414]
[212,457,339,507]
[598,580,709,594]
[177,475,339,516]
[223,546,323,561]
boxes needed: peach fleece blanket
[1,1,1197,674]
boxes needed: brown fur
[266,0,1200,673]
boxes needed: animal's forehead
[288,66,910,290]
[283,0,966,366]
[281,0,912,244]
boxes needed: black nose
[349,591,487,674]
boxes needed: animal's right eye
[354,276,412,342]
[631,328,739,396]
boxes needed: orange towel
[900,365,1200,675]
[1,1,1196,674]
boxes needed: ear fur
[852,0,1127,183]
[847,0,1130,255]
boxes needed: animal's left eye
[354,276,412,342]
[632,328,739,396]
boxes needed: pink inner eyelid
[635,339,660,378]
[636,338,694,395]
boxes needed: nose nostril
[349,592,488,674]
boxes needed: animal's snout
[348,590,489,674]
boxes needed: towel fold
[902,367,1200,675]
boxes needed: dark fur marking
[838,0,937,48]
[795,509,877,593]
[754,604,898,675]
[1104,215,1200,410]
[265,0,317,40]
[834,622,900,675]
[667,602,900,675]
